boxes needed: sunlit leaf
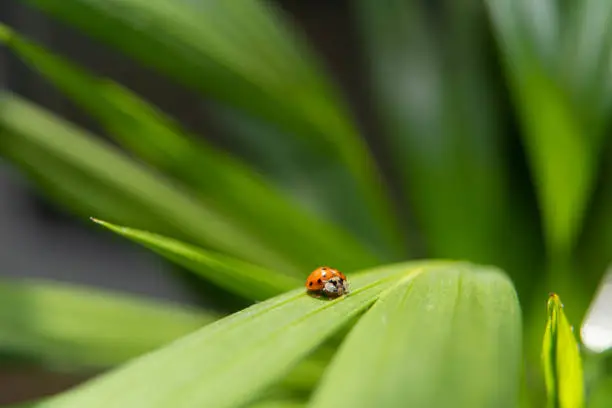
[542,293,585,408]
[91,218,301,301]
[310,264,521,408]
[0,278,215,368]
[35,261,442,408]
[0,23,382,271]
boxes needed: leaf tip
[547,292,564,311]
[90,216,104,225]
[542,292,585,408]
[90,217,115,230]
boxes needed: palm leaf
[0,23,382,270]
[0,278,215,368]
[24,0,406,258]
[34,262,427,408]
[486,0,605,257]
[310,264,521,408]
[13,261,522,408]
[90,218,300,300]
[542,293,585,408]
[0,93,298,274]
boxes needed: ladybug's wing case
[306,270,325,290]
[307,278,325,290]
[306,267,349,293]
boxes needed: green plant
[0,0,610,407]
[543,293,584,408]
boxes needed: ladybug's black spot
[331,280,338,286]
[317,278,322,284]
[309,282,313,287]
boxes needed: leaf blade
[90,218,301,300]
[486,0,601,256]
[542,293,585,408]
[310,264,522,408]
[0,24,382,271]
[35,261,444,408]
[354,0,515,263]
[24,0,405,257]
[0,93,299,275]
[0,278,215,368]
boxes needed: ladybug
[305,266,349,298]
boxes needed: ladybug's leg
[307,290,323,299]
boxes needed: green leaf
[24,0,405,258]
[0,23,382,271]
[310,264,522,408]
[21,0,343,150]
[563,0,612,134]
[486,0,601,257]
[0,92,299,275]
[354,0,530,268]
[34,261,446,408]
[91,218,301,301]
[512,71,594,258]
[247,400,305,408]
[4,401,42,408]
[202,103,403,261]
[542,293,585,408]
[0,278,215,368]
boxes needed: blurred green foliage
[0,0,611,407]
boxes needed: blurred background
[1,0,612,406]
[0,0,381,402]
[0,0,379,299]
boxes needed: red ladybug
[305,266,349,298]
